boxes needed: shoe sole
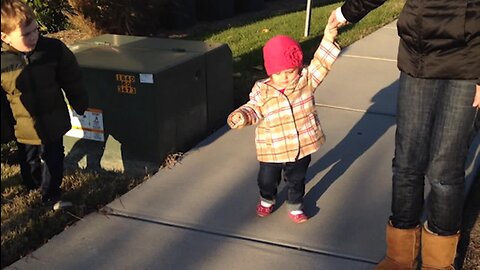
[292,218,308,224]
[288,214,308,224]
[256,206,274,217]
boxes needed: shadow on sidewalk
[305,80,398,216]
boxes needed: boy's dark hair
[1,0,36,34]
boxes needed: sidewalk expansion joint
[99,206,377,265]
[316,103,396,117]
[341,54,397,62]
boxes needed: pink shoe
[288,211,308,223]
[256,202,274,217]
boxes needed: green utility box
[64,35,233,174]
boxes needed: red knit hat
[263,35,304,76]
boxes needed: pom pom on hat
[263,35,304,76]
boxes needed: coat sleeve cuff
[335,7,347,23]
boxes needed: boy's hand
[324,20,338,42]
[228,112,245,128]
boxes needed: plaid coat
[229,39,340,162]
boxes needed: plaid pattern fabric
[230,39,340,162]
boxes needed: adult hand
[328,8,349,29]
[473,84,480,108]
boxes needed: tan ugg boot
[374,222,421,270]
[421,225,460,270]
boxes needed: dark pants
[257,155,311,211]
[391,72,478,235]
[17,138,65,200]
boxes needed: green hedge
[26,0,71,33]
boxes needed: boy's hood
[1,41,12,52]
[1,41,22,54]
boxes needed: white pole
[304,0,312,37]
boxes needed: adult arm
[341,0,387,23]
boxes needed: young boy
[1,0,88,209]
[227,23,340,223]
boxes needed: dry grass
[161,152,184,169]
[1,159,149,268]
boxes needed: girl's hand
[228,112,245,128]
[324,20,338,42]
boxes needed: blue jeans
[17,138,65,200]
[391,72,478,236]
[257,155,311,211]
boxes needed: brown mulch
[46,29,92,45]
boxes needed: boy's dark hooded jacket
[1,36,88,144]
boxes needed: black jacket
[1,36,88,144]
[341,0,480,84]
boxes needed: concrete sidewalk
[8,21,479,270]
